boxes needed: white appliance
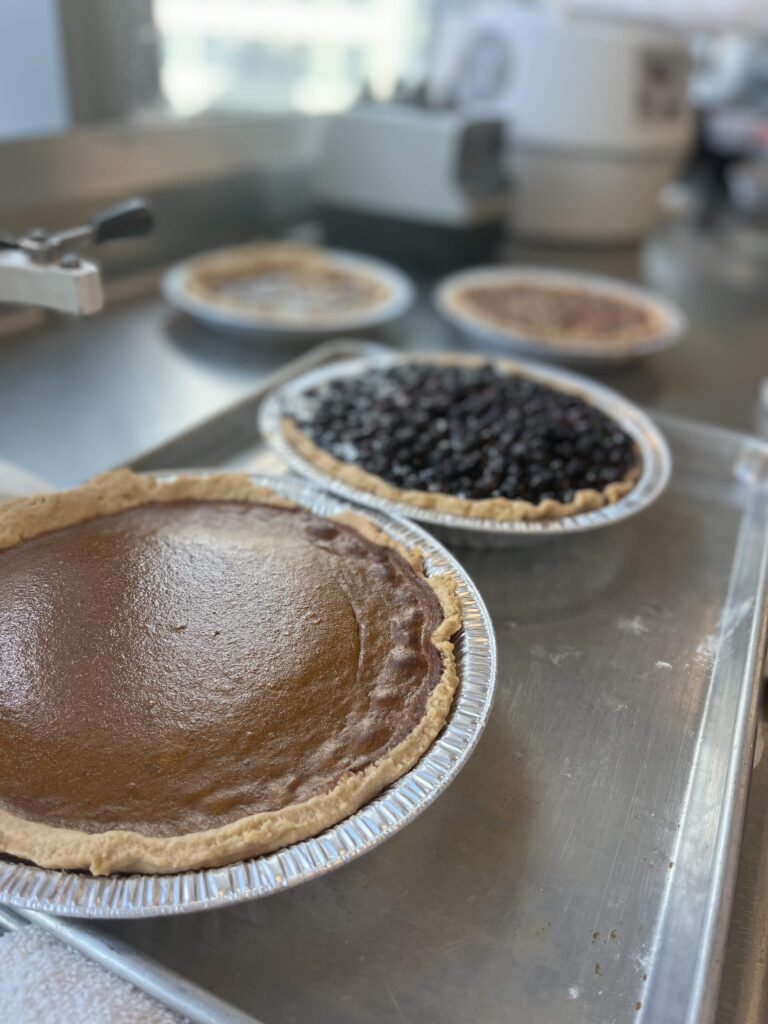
[506,11,693,242]
[316,103,511,265]
[430,8,695,243]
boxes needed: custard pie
[0,471,459,875]
[186,243,391,325]
[449,281,664,347]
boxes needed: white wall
[0,0,70,140]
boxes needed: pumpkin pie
[0,471,459,875]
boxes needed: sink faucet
[0,199,153,315]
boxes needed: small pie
[282,359,641,521]
[0,471,459,875]
[186,243,390,325]
[447,280,665,347]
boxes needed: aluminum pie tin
[259,352,672,548]
[0,473,496,918]
[433,266,687,366]
[162,245,415,341]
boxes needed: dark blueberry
[299,363,638,506]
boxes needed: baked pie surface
[0,471,459,875]
[448,281,664,346]
[186,244,390,324]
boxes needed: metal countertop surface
[0,221,767,1023]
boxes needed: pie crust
[281,417,641,522]
[0,470,460,875]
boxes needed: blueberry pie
[0,471,459,874]
[282,359,642,521]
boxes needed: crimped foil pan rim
[259,351,672,541]
[0,474,496,918]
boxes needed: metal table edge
[639,480,768,1024]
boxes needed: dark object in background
[318,204,504,271]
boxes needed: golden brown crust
[281,417,640,522]
[0,470,460,875]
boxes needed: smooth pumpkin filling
[0,501,443,837]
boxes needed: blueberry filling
[297,364,639,504]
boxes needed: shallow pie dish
[162,242,414,341]
[260,352,672,547]
[434,265,686,366]
[0,472,495,917]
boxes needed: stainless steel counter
[0,224,766,489]
[716,737,768,1024]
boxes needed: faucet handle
[0,198,154,315]
[90,199,154,245]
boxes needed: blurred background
[4,0,768,256]
[2,0,768,486]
